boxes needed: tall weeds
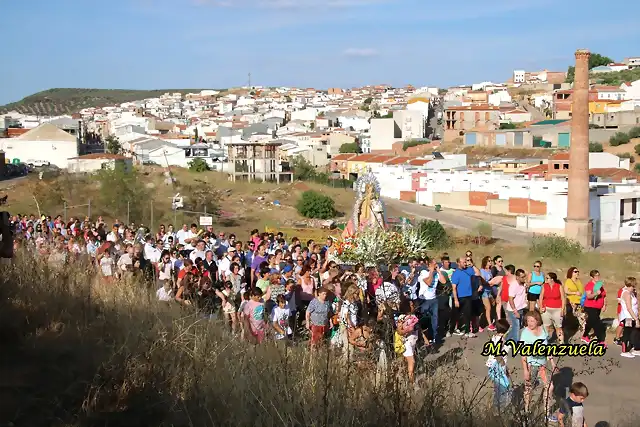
[0,252,559,426]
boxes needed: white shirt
[189,250,206,263]
[156,287,173,301]
[271,306,292,339]
[176,229,196,250]
[218,256,231,278]
[106,231,118,242]
[100,256,114,276]
[418,270,437,301]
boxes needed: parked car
[631,233,640,242]
[27,159,51,167]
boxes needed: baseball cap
[282,265,293,274]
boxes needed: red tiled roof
[550,152,570,161]
[589,168,639,182]
[6,128,29,137]
[332,153,357,161]
[367,155,395,164]
[68,153,128,160]
[408,159,431,166]
[446,104,499,111]
[349,154,380,162]
[384,156,413,165]
[520,164,548,174]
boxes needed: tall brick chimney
[564,49,593,248]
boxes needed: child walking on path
[485,319,511,409]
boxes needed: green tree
[634,143,640,156]
[339,142,361,153]
[364,97,373,105]
[285,96,292,103]
[499,122,517,130]
[96,166,149,223]
[310,121,315,130]
[296,190,336,219]
[188,158,210,172]
[105,135,122,154]
[290,155,317,181]
[589,142,603,153]
[635,163,640,174]
[566,53,615,82]
[416,220,450,249]
[360,105,370,112]
[629,127,640,139]
[609,132,631,147]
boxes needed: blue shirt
[451,267,476,298]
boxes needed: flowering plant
[334,226,432,266]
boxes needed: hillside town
[2,55,640,246]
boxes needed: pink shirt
[242,300,265,333]
[507,281,527,311]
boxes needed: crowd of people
[8,212,640,426]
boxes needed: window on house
[633,198,638,215]
[563,164,569,169]
[620,200,625,217]
[554,163,560,170]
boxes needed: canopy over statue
[342,169,387,238]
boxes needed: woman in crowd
[527,260,545,311]
[539,272,566,343]
[619,277,640,358]
[520,311,555,416]
[582,269,607,346]
[564,266,585,338]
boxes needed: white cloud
[343,48,379,57]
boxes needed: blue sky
[1,0,639,105]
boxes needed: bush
[529,234,583,260]
[416,219,450,249]
[296,190,336,219]
[618,152,635,163]
[188,158,210,172]
[588,142,603,153]
[634,143,640,156]
[629,126,640,139]
[609,132,631,146]
[474,222,493,244]
[635,163,640,174]
[402,139,430,151]
[339,142,361,154]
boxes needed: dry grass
[0,167,355,238]
[0,252,569,427]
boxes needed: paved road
[384,198,533,243]
[420,329,636,426]
[385,198,640,253]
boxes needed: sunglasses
[573,270,579,274]
[534,264,541,268]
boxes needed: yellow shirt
[564,278,584,305]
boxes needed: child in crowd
[156,280,173,302]
[556,382,589,427]
[242,288,267,344]
[271,294,292,340]
[394,314,420,384]
[485,318,511,409]
[238,291,250,337]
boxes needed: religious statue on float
[342,169,387,238]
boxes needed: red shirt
[177,267,198,280]
[501,276,510,301]
[542,282,562,309]
[583,281,606,310]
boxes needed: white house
[622,80,640,101]
[513,70,526,84]
[0,123,78,168]
[67,153,132,173]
